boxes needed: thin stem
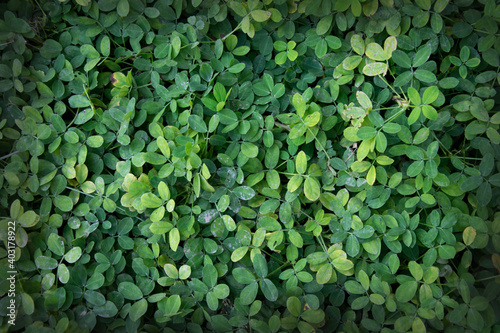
[66,187,93,197]
[268,262,291,277]
[377,75,401,97]
[0,151,19,161]
[275,122,290,131]
[305,125,335,174]
[384,107,406,124]
[221,16,247,41]
[475,275,500,282]
[431,131,452,155]
[277,172,298,176]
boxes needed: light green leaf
[304,177,320,201]
[292,93,306,117]
[365,43,386,61]
[316,15,333,35]
[251,10,271,22]
[296,151,307,174]
[65,247,82,263]
[395,281,418,302]
[362,62,388,76]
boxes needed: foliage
[0,0,500,332]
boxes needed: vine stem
[221,15,248,42]
[0,151,19,161]
[431,131,453,155]
[305,125,335,174]
[275,122,290,131]
[377,74,402,98]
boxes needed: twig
[0,151,19,161]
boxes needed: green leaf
[408,261,423,281]
[296,151,307,174]
[343,55,363,70]
[188,115,208,133]
[362,62,388,76]
[35,256,58,270]
[316,15,333,35]
[117,0,130,17]
[476,182,492,206]
[48,233,65,256]
[21,293,34,315]
[413,46,431,67]
[141,193,163,208]
[228,1,248,16]
[414,69,437,83]
[164,264,179,279]
[233,186,255,200]
[118,282,143,300]
[179,265,191,280]
[408,87,421,105]
[438,245,456,260]
[231,246,249,262]
[54,196,74,212]
[407,160,424,177]
[233,267,255,284]
[422,105,438,120]
[129,299,147,321]
[357,127,377,140]
[365,43,386,61]
[260,279,278,301]
[395,281,418,302]
[86,273,105,290]
[169,228,180,252]
[356,91,373,111]
[345,280,365,294]
[304,177,320,201]
[292,93,306,117]
[253,253,268,278]
[18,210,38,227]
[251,10,271,22]
[460,175,483,191]
[346,234,360,256]
[40,39,63,59]
[287,296,302,317]
[213,284,230,299]
[422,86,439,104]
[288,229,303,248]
[203,264,218,288]
[87,135,104,148]
[316,264,333,285]
[392,50,412,68]
[301,309,325,324]
[57,264,70,284]
[222,215,236,231]
[423,267,439,284]
[351,34,365,55]
[65,247,82,263]
[275,52,287,65]
[233,45,250,56]
[240,281,258,305]
[94,301,118,318]
[241,142,259,158]
[315,39,327,58]
[69,95,91,108]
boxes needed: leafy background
[0,0,500,332]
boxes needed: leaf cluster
[0,0,500,332]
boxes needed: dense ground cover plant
[0,0,500,331]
